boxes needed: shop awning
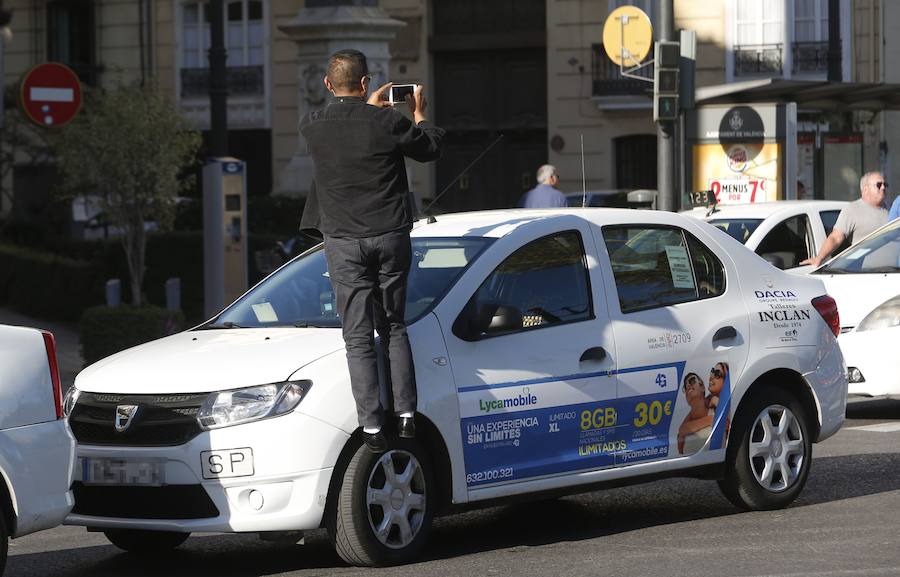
[696,78,900,111]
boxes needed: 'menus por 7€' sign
[20,62,83,128]
[709,178,766,204]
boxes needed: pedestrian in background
[889,191,900,222]
[299,49,445,452]
[801,171,888,267]
[519,164,567,208]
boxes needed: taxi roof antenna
[580,134,587,208]
[422,133,505,223]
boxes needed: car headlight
[197,380,312,430]
[856,294,900,332]
[63,386,80,417]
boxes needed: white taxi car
[64,209,847,566]
[809,217,900,397]
[0,325,75,575]
[682,200,848,269]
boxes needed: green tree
[56,83,201,305]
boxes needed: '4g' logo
[655,373,667,388]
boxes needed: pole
[656,0,676,211]
[827,0,842,82]
[208,0,228,157]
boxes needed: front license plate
[81,457,166,486]
[201,448,254,480]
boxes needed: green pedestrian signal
[654,40,679,122]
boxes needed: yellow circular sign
[602,5,653,67]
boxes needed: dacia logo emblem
[114,405,139,433]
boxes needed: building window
[793,0,829,73]
[180,0,265,99]
[734,0,784,76]
[614,134,656,190]
[47,0,100,86]
[591,44,652,97]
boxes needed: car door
[754,214,814,269]
[437,220,618,492]
[594,223,750,466]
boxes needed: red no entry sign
[20,62,83,128]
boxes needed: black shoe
[363,431,388,453]
[398,416,416,439]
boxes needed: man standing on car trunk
[299,49,445,453]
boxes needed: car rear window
[705,218,763,244]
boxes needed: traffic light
[654,40,679,122]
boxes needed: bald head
[860,171,887,208]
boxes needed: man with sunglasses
[299,49,445,453]
[801,171,888,267]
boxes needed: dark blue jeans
[323,230,416,429]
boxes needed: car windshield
[205,237,493,329]
[705,218,763,244]
[816,219,900,274]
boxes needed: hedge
[0,244,103,321]
[0,230,317,325]
[80,305,185,365]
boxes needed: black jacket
[298,96,445,238]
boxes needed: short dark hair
[683,372,703,391]
[326,49,368,92]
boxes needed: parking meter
[203,157,248,318]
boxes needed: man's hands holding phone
[367,82,428,124]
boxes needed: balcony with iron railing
[734,44,783,76]
[591,43,653,98]
[792,41,829,74]
[180,65,265,99]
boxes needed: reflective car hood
[815,273,900,327]
[75,328,345,394]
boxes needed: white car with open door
[64,209,846,566]
[0,325,75,576]
[682,200,848,269]
[808,217,900,397]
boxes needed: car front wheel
[330,439,434,566]
[718,386,812,510]
[103,529,190,554]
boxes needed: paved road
[7,398,900,577]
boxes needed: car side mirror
[484,304,523,335]
[760,252,785,269]
[452,301,523,341]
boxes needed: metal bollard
[105,279,121,307]
[165,278,181,312]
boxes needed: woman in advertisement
[707,362,731,450]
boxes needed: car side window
[602,225,725,313]
[755,215,811,269]
[458,231,593,338]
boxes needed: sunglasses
[686,376,701,386]
[710,368,725,379]
[876,181,888,189]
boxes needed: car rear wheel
[103,529,190,554]
[329,439,434,566]
[0,513,7,576]
[718,386,812,510]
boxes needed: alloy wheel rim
[748,404,805,492]
[366,449,427,549]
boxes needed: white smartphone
[389,84,416,105]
